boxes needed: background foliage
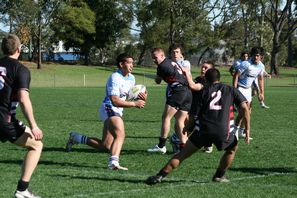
[0,0,297,71]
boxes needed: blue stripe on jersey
[105,104,115,117]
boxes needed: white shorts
[98,103,123,121]
[238,86,252,103]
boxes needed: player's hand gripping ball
[127,84,147,101]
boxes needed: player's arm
[18,89,43,140]
[155,75,162,84]
[257,75,264,101]
[233,71,240,88]
[239,101,250,144]
[229,66,234,76]
[263,70,271,78]
[182,67,203,91]
[229,62,237,76]
[110,95,145,108]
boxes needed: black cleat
[145,175,163,185]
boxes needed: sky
[0,23,8,32]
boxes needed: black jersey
[157,58,188,86]
[0,57,30,123]
[194,83,246,136]
[190,76,206,116]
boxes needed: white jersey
[176,59,191,72]
[232,60,242,71]
[99,69,135,121]
[237,60,264,88]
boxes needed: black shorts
[0,120,26,143]
[189,129,237,151]
[166,86,192,112]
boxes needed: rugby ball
[127,84,146,101]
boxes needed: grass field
[0,64,297,197]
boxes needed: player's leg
[85,137,109,152]
[213,142,238,182]
[146,140,199,185]
[235,87,252,139]
[13,127,43,197]
[82,119,114,151]
[105,116,127,170]
[174,109,189,149]
[66,131,109,152]
[99,120,114,151]
[147,104,177,154]
[66,104,115,152]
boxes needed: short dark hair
[169,43,183,53]
[1,34,21,55]
[205,68,220,83]
[250,47,264,56]
[241,51,249,57]
[116,53,133,68]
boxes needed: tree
[128,0,217,65]
[89,0,133,64]
[51,0,132,65]
[0,0,62,69]
[51,0,96,65]
[261,0,297,75]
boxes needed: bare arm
[233,71,240,88]
[257,75,264,101]
[263,70,271,78]
[182,68,203,91]
[18,89,43,140]
[111,95,145,108]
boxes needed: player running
[147,48,193,154]
[66,53,147,170]
[233,47,265,138]
[148,44,192,154]
[146,68,250,185]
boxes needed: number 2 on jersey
[209,90,222,110]
[0,67,7,90]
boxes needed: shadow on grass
[50,173,186,185]
[42,146,166,155]
[43,146,105,153]
[120,148,171,156]
[125,135,159,139]
[124,119,161,123]
[0,159,95,169]
[230,167,297,174]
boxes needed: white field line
[57,171,296,198]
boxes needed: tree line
[0,0,296,75]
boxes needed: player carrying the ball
[66,53,147,170]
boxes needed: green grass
[0,64,297,197]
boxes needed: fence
[30,72,297,88]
